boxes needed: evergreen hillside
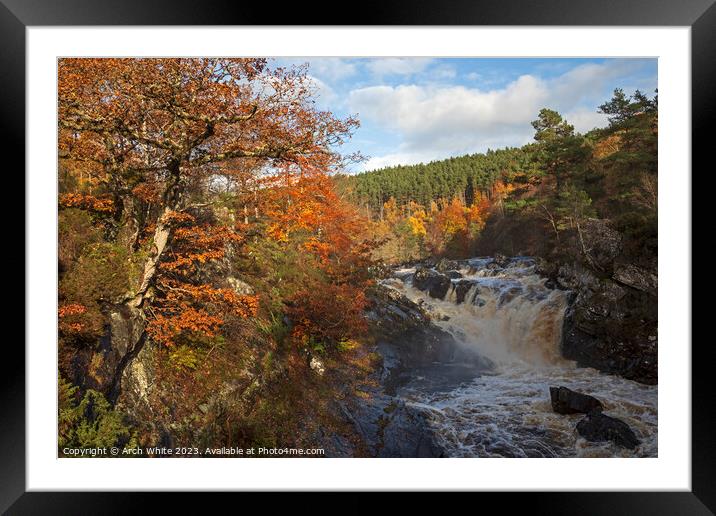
[340,147,537,215]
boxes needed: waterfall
[394,257,568,367]
[383,256,658,458]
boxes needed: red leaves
[160,214,244,273]
[285,283,368,347]
[258,165,377,348]
[147,308,224,347]
[58,303,88,335]
[58,303,87,317]
[59,193,114,214]
[57,58,364,358]
[131,183,162,204]
[146,214,257,348]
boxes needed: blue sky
[273,58,657,172]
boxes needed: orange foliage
[131,183,162,204]
[146,214,258,347]
[286,283,368,346]
[58,303,88,334]
[593,133,622,159]
[260,164,376,347]
[375,192,499,259]
[59,193,114,214]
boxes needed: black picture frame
[4,0,709,512]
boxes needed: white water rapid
[385,257,657,458]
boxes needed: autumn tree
[58,58,358,398]
[257,164,377,348]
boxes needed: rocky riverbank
[537,219,658,385]
[327,254,657,457]
[323,284,488,457]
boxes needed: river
[382,257,657,458]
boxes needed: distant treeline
[339,147,538,217]
[339,88,657,265]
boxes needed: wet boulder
[435,258,460,273]
[393,269,414,282]
[498,285,523,307]
[549,386,604,414]
[382,277,405,290]
[445,270,463,279]
[412,267,452,300]
[576,412,641,450]
[454,280,475,304]
[494,253,510,267]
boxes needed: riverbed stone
[576,412,641,449]
[454,280,475,304]
[549,386,603,414]
[412,267,452,300]
[435,258,460,272]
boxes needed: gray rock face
[435,258,460,273]
[333,396,444,458]
[613,263,657,296]
[84,304,147,400]
[366,285,463,372]
[412,267,452,300]
[576,412,641,449]
[580,218,623,271]
[454,280,475,304]
[549,386,603,414]
[558,260,657,385]
[226,276,255,296]
[118,341,156,416]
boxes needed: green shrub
[58,376,137,453]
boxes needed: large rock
[118,341,156,417]
[580,218,622,271]
[493,253,510,267]
[454,280,475,304]
[82,305,146,398]
[576,412,641,450]
[366,285,491,395]
[558,262,658,385]
[412,267,452,300]
[435,258,460,273]
[331,395,444,458]
[549,386,603,414]
[613,263,657,296]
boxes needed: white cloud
[309,58,357,81]
[348,74,548,155]
[358,151,443,171]
[366,58,435,77]
[349,60,642,168]
[564,108,610,133]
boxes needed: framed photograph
[6,0,709,511]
